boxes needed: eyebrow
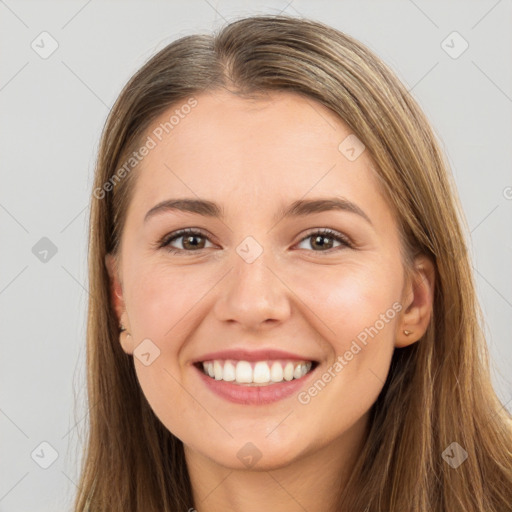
[144,197,373,226]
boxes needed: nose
[213,248,292,330]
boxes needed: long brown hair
[74,14,512,511]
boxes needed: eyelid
[155,228,214,252]
[297,227,353,250]
[156,227,354,254]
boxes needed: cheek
[133,357,204,448]
[126,261,213,342]
[290,263,400,419]
[124,263,204,438]
[296,261,401,345]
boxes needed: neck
[185,413,369,512]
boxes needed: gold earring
[403,329,412,336]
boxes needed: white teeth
[214,360,223,380]
[253,361,271,383]
[270,361,283,382]
[223,361,236,381]
[235,361,253,383]
[200,359,313,385]
[283,362,294,381]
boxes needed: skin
[106,89,435,512]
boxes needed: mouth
[194,359,319,386]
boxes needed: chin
[194,434,307,471]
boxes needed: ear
[105,253,124,322]
[105,253,133,354]
[396,254,435,348]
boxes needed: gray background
[1,1,511,510]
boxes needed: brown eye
[160,229,213,254]
[297,229,352,252]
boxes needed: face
[106,90,430,471]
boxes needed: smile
[197,359,317,386]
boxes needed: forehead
[126,90,389,223]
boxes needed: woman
[75,14,512,512]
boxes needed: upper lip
[192,348,319,364]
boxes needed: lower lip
[194,364,318,405]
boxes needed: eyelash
[156,228,353,255]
